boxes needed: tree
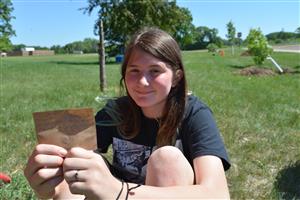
[50,38,99,54]
[12,43,25,51]
[83,1,115,92]
[246,28,273,66]
[0,0,15,52]
[0,37,12,52]
[82,38,98,53]
[98,19,106,92]
[226,20,236,55]
[164,5,194,48]
[94,0,194,51]
[84,0,194,91]
[266,31,300,43]
[296,27,300,38]
[191,26,222,49]
[50,45,66,54]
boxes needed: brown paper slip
[33,108,97,150]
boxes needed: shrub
[246,28,273,65]
[274,39,283,44]
[207,43,218,53]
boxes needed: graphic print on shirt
[112,137,152,183]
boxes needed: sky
[10,0,300,48]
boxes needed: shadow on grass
[273,160,300,199]
[228,65,250,69]
[294,65,300,69]
[49,61,119,65]
[49,61,99,65]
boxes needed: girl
[24,27,230,199]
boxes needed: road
[272,45,300,53]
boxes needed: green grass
[1,50,299,199]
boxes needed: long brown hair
[118,27,187,147]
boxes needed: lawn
[0,49,299,199]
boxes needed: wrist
[115,180,124,200]
[118,181,128,200]
[118,182,142,200]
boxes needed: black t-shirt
[95,95,230,184]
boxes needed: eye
[149,68,162,76]
[127,68,139,74]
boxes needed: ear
[172,69,183,87]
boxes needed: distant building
[23,47,35,52]
[73,50,84,54]
[1,52,7,57]
[7,47,55,56]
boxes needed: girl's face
[125,49,178,118]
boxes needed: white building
[1,52,7,57]
[21,47,35,52]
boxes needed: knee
[148,146,184,167]
[146,146,194,186]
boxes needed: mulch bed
[236,66,299,76]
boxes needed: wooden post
[98,19,106,92]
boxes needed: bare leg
[145,146,194,186]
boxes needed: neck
[142,107,162,119]
[139,99,167,119]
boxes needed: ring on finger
[74,170,79,182]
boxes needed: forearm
[119,182,230,199]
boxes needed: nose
[138,73,150,87]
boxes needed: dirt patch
[281,67,299,74]
[240,50,252,56]
[236,66,299,76]
[237,66,276,76]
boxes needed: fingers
[25,144,66,170]
[24,144,67,191]
[25,154,65,179]
[64,169,96,197]
[30,144,67,160]
[63,157,94,172]
[30,167,63,188]
[35,175,64,198]
[63,147,100,171]
[63,170,77,183]
[66,147,95,159]
[64,169,87,183]
[62,148,116,199]
[68,181,89,195]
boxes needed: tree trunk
[98,19,106,92]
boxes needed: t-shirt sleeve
[95,108,113,153]
[184,101,231,171]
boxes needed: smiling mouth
[135,90,154,96]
